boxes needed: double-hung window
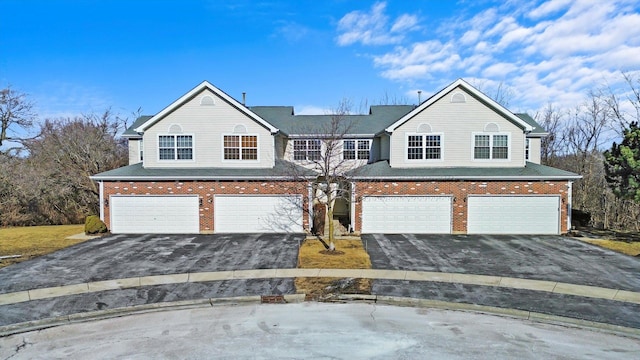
[406,134,442,160]
[158,135,193,160]
[474,134,509,160]
[343,140,370,160]
[293,139,321,161]
[223,135,258,160]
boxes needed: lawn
[296,237,372,300]
[0,224,86,268]
[573,227,640,257]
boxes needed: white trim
[568,181,573,230]
[157,133,196,162]
[99,181,104,221]
[138,138,144,162]
[405,133,444,162]
[221,133,260,163]
[385,79,532,133]
[471,132,511,162]
[135,81,279,134]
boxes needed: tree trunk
[328,204,335,251]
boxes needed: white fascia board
[288,134,376,138]
[134,81,279,134]
[385,79,533,133]
[90,175,316,181]
[352,175,583,181]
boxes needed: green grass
[0,225,86,267]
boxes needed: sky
[1,0,639,123]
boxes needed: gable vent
[233,124,248,134]
[200,95,215,106]
[451,92,466,103]
[417,123,432,133]
[168,124,183,133]
[484,123,500,132]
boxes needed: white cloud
[336,1,419,46]
[337,0,640,113]
[295,105,331,115]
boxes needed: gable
[386,79,532,133]
[135,81,278,134]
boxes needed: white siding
[528,137,542,164]
[283,138,370,172]
[142,89,274,168]
[389,87,526,168]
[128,138,142,165]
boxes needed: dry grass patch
[296,237,372,300]
[580,238,640,257]
[0,225,86,268]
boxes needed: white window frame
[525,138,530,161]
[222,134,260,162]
[293,139,322,162]
[157,134,195,162]
[138,139,144,162]
[471,132,511,161]
[342,139,371,160]
[405,133,444,162]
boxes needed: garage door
[214,195,303,233]
[110,196,199,234]
[361,196,452,234]
[467,196,560,234]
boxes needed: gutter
[350,175,583,181]
[89,175,316,181]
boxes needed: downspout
[307,182,313,232]
[350,181,356,233]
[99,181,104,221]
[567,181,573,231]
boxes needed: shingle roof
[346,161,581,180]
[515,113,548,136]
[122,116,152,137]
[91,160,317,180]
[250,105,415,136]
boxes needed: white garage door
[214,195,304,233]
[467,196,560,234]
[362,196,452,234]
[110,196,199,234]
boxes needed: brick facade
[102,181,309,233]
[353,180,571,234]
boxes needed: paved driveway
[0,233,303,293]
[363,234,640,291]
[363,234,640,328]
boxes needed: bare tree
[536,103,567,167]
[281,99,362,250]
[0,87,37,155]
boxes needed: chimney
[242,92,246,106]
[417,90,422,104]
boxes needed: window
[525,138,530,161]
[343,140,370,160]
[139,139,144,161]
[293,139,321,161]
[224,135,258,160]
[406,134,441,160]
[474,134,509,160]
[158,135,193,160]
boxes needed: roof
[122,115,152,138]
[385,79,533,133]
[250,105,414,136]
[515,113,549,136]
[346,161,581,180]
[91,160,317,181]
[134,81,279,134]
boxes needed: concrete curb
[0,294,306,337]
[2,294,638,339]
[2,269,639,306]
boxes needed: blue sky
[1,0,639,122]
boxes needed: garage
[361,196,452,234]
[214,195,304,233]
[467,196,560,234]
[110,195,200,234]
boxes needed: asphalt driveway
[0,233,303,293]
[363,233,640,328]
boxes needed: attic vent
[233,124,248,134]
[200,95,215,106]
[484,123,500,132]
[451,92,466,103]
[417,123,432,133]
[168,124,183,133]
